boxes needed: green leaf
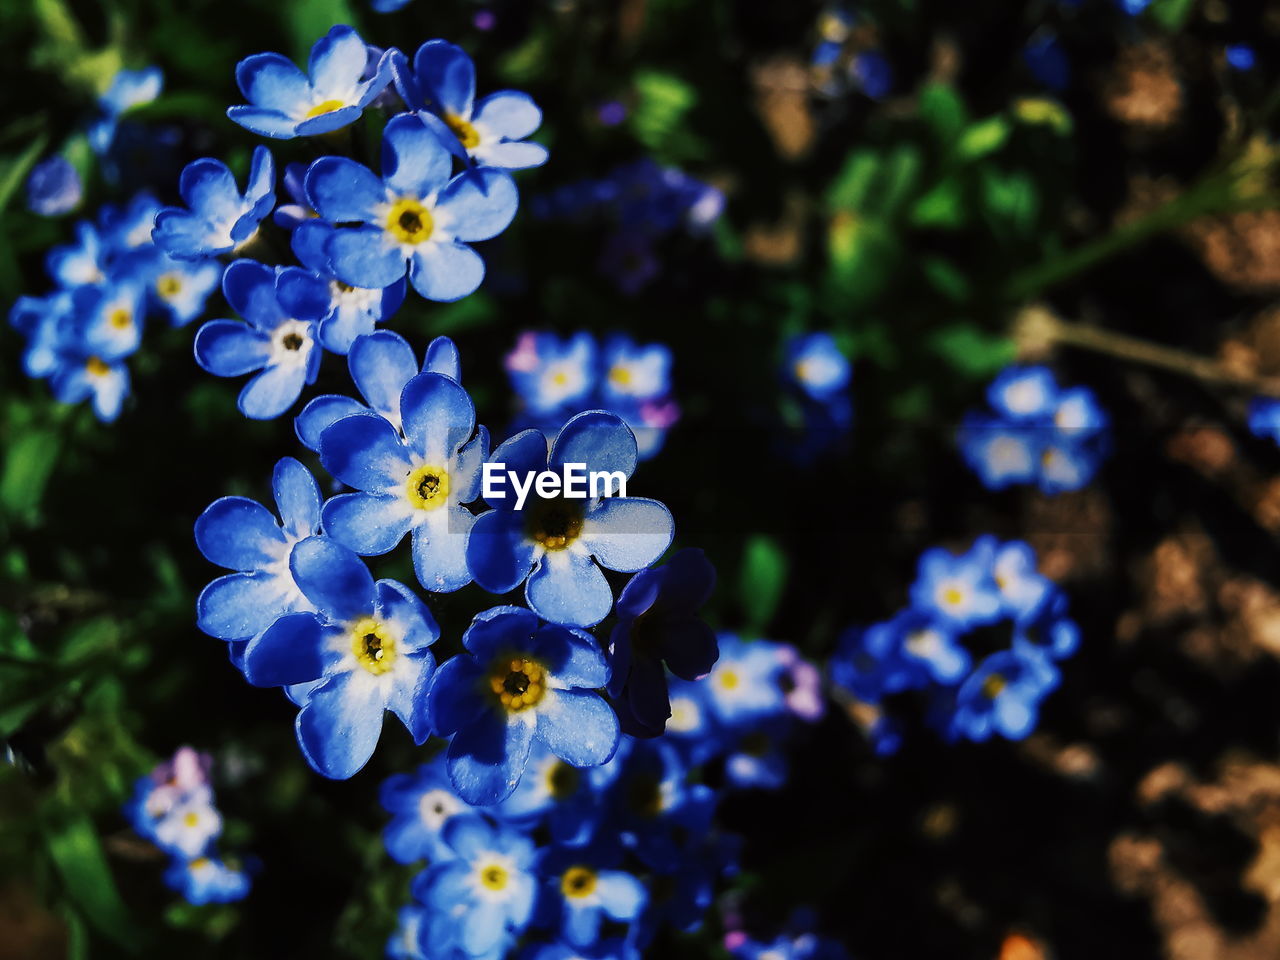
[0,424,62,519]
[921,257,971,302]
[918,83,969,143]
[956,116,1010,160]
[39,802,140,952]
[1149,0,1196,31]
[827,150,880,211]
[739,535,788,633]
[630,70,702,161]
[129,92,229,125]
[927,323,1017,377]
[430,291,496,335]
[911,176,967,229]
[282,0,360,61]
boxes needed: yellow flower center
[189,857,210,871]
[546,760,580,799]
[306,98,346,118]
[609,365,633,388]
[85,356,110,376]
[479,863,508,891]
[717,669,740,691]
[155,273,183,300]
[982,673,1007,699]
[183,811,200,827]
[560,866,598,899]
[351,618,396,675]
[109,307,132,329]
[552,370,570,387]
[526,499,584,551]
[405,464,450,511]
[386,197,434,245]
[942,586,964,607]
[443,112,481,149]
[489,656,546,712]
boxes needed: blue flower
[304,113,518,301]
[909,542,1003,630]
[886,608,971,686]
[10,293,71,379]
[702,635,789,728]
[495,740,611,844]
[723,720,793,790]
[47,221,107,289]
[1249,396,1280,444]
[1227,44,1257,72]
[242,537,439,778]
[661,677,727,766]
[467,411,675,627]
[194,457,321,648]
[73,280,145,361]
[380,760,468,863]
[153,146,275,260]
[607,548,718,737]
[89,67,163,155]
[26,156,81,216]
[295,330,460,451]
[958,412,1040,489]
[411,815,537,957]
[163,856,252,906]
[785,333,850,402]
[320,370,487,592]
[274,162,316,229]
[229,25,392,139]
[988,537,1052,618]
[1024,32,1070,92]
[391,41,548,169]
[426,605,619,805]
[1013,587,1080,661]
[140,252,224,327]
[291,220,407,353]
[193,259,329,419]
[49,349,130,422]
[950,647,1059,742]
[387,906,429,960]
[506,331,598,417]
[602,739,714,870]
[535,842,647,948]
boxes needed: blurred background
[6,0,1280,957]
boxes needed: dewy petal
[400,372,475,464]
[196,572,294,641]
[424,335,461,381]
[596,871,646,921]
[319,412,412,492]
[472,90,542,140]
[530,623,610,689]
[178,158,240,221]
[535,688,619,767]
[328,226,407,290]
[447,709,534,805]
[381,114,452,199]
[226,106,303,139]
[459,605,538,661]
[426,655,488,735]
[305,157,385,223]
[274,456,322,538]
[236,52,311,114]
[470,140,549,171]
[242,612,331,686]
[294,104,363,138]
[465,509,537,594]
[295,394,366,452]
[194,320,269,378]
[413,40,476,118]
[194,496,287,571]
[580,497,674,573]
[350,330,417,421]
[549,410,638,479]
[296,673,386,779]
[408,241,484,302]
[289,536,376,622]
[411,508,474,593]
[375,579,439,654]
[275,266,332,321]
[436,168,519,243]
[222,258,281,327]
[525,552,613,628]
[323,492,413,555]
[385,652,434,744]
[238,361,309,420]
[308,25,368,97]
[291,220,332,274]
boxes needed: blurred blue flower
[950,647,1059,742]
[535,842,647,947]
[26,156,81,216]
[89,67,163,155]
[153,146,275,259]
[380,760,468,863]
[163,856,252,905]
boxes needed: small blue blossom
[534,842,647,947]
[242,537,439,779]
[786,333,850,402]
[1024,32,1070,92]
[228,25,393,139]
[1226,44,1257,72]
[987,365,1058,421]
[304,113,518,301]
[153,146,276,260]
[950,647,1059,742]
[380,760,468,863]
[496,740,610,845]
[193,259,329,419]
[89,67,163,155]
[466,411,675,627]
[391,40,548,169]
[26,156,82,216]
[1249,396,1280,444]
[319,370,488,592]
[163,856,252,905]
[1013,586,1080,661]
[909,543,1003,630]
[411,816,537,957]
[702,635,790,728]
[427,605,619,805]
[607,548,718,737]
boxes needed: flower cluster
[505,331,680,460]
[781,332,853,459]
[532,159,723,293]
[124,747,252,905]
[810,6,892,100]
[380,633,824,960]
[958,365,1110,495]
[8,190,223,422]
[830,536,1079,752]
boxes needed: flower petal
[309,25,368,96]
[447,709,534,805]
[400,371,475,463]
[436,168,518,243]
[466,509,537,593]
[580,497,673,573]
[381,114,452,199]
[525,551,613,627]
[472,90,542,140]
[295,394,366,452]
[323,492,413,554]
[305,157,384,223]
[243,612,332,686]
[290,536,375,622]
[550,410,637,479]
[273,456,322,539]
[535,688,619,767]
[408,241,484,302]
[296,672,385,779]
[193,320,268,378]
[328,226,407,290]
[196,572,295,640]
[320,411,411,492]
[194,496,286,571]
[236,52,311,114]
[238,361,309,420]
[414,40,475,117]
[350,330,417,420]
